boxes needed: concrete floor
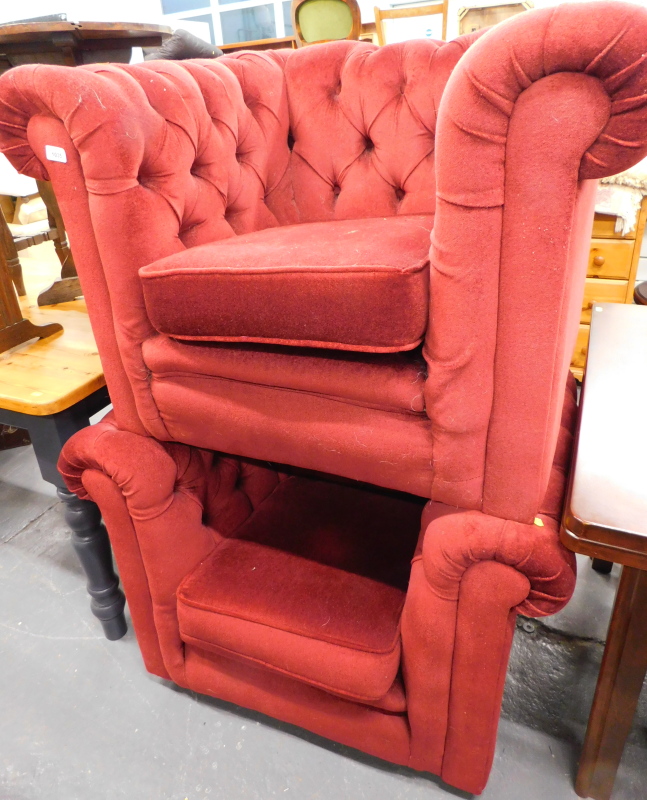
[1,445,646,800]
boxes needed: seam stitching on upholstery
[183,633,403,707]
[177,582,405,655]
[149,370,427,417]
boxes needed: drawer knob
[593,255,605,266]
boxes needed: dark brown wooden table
[561,302,647,800]
[0,20,171,74]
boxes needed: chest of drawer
[591,214,636,239]
[588,239,634,279]
[572,324,590,370]
[581,279,628,324]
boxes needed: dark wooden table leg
[576,566,647,799]
[57,488,127,640]
[0,387,127,640]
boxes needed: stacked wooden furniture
[570,198,647,380]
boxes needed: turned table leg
[0,386,126,641]
[576,566,647,799]
[57,488,127,640]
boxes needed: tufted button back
[0,36,483,256]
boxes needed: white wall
[0,0,165,26]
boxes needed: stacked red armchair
[1,2,647,793]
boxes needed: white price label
[45,145,67,163]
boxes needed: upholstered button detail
[332,184,341,197]
[287,131,295,151]
[395,187,405,202]
[364,138,374,152]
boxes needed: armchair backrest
[0,33,478,439]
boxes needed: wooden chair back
[374,1,448,45]
[291,0,361,47]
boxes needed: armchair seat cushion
[177,475,424,703]
[140,216,433,353]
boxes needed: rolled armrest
[422,507,576,617]
[58,412,210,520]
[425,1,647,520]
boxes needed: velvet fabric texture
[1,3,644,515]
[141,215,433,351]
[178,476,424,703]
[4,2,647,794]
[58,416,576,793]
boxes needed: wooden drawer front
[588,239,633,279]
[592,214,636,239]
[571,324,590,370]
[581,279,628,323]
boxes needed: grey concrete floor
[1,444,646,800]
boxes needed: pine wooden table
[0,292,126,640]
[561,302,647,800]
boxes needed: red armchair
[2,2,647,793]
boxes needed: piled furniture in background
[570,163,647,379]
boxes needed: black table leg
[592,558,614,575]
[0,387,127,640]
[58,488,127,640]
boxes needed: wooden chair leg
[0,208,26,297]
[0,206,63,353]
[36,179,77,277]
[8,262,26,297]
[575,567,647,799]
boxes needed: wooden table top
[0,21,172,45]
[0,277,104,418]
[0,20,171,74]
[562,302,647,567]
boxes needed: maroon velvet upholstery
[178,476,423,703]
[141,215,433,351]
[4,2,647,794]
